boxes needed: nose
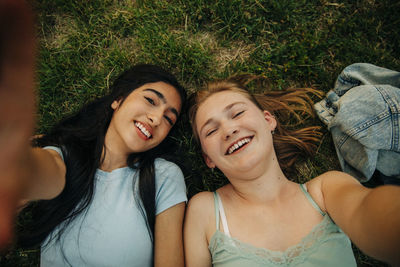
[223,126,239,141]
[147,110,162,127]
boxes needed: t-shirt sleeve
[43,146,64,161]
[154,158,187,215]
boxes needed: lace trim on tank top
[209,186,341,265]
[209,215,340,265]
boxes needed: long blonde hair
[189,75,323,175]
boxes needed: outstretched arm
[319,171,400,265]
[0,0,66,250]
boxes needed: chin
[239,153,263,168]
[220,157,261,177]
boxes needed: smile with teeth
[226,137,252,155]
[135,122,152,138]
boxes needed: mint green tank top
[208,184,357,266]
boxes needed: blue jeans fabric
[314,63,400,183]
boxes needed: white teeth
[135,122,151,138]
[227,138,251,154]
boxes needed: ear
[202,152,216,168]
[263,110,277,132]
[111,99,122,110]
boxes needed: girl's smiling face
[195,91,276,179]
[106,81,182,156]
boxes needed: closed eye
[144,97,155,105]
[164,115,173,126]
[233,110,245,118]
[206,128,217,137]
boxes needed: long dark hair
[18,64,186,248]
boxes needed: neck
[100,147,128,172]
[100,129,129,172]
[226,156,293,204]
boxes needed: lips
[134,121,152,139]
[225,136,253,155]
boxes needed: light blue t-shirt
[41,147,187,267]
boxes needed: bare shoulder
[185,191,216,242]
[308,170,360,190]
[187,191,215,216]
[184,191,215,266]
[317,171,363,196]
[305,171,360,214]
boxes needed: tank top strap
[213,192,220,231]
[300,184,326,216]
[213,191,231,237]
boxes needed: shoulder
[187,191,214,211]
[154,158,185,185]
[306,171,363,213]
[307,170,359,191]
[153,158,187,214]
[186,192,215,237]
[314,170,360,189]
[154,158,183,175]
[43,146,64,161]
[187,192,215,224]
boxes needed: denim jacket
[314,63,400,183]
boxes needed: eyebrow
[144,88,179,118]
[199,101,246,134]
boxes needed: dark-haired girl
[0,2,186,266]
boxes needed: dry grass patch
[42,15,79,50]
[295,161,315,183]
[190,32,256,72]
[216,41,256,72]
[179,31,256,73]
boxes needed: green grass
[1,0,399,265]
